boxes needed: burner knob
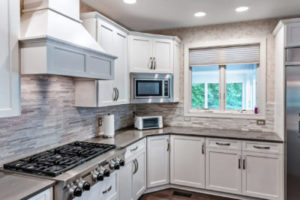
[73,187,82,197]
[68,184,82,198]
[82,181,90,191]
[119,159,125,166]
[76,178,90,191]
[104,169,110,177]
[114,163,120,170]
[109,161,115,170]
[97,173,104,181]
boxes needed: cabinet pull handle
[130,146,138,152]
[167,140,170,151]
[243,159,246,170]
[133,159,138,174]
[216,142,231,146]
[116,88,119,101]
[102,186,112,194]
[238,157,241,169]
[113,88,116,101]
[136,159,139,173]
[153,57,156,70]
[253,145,270,150]
[149,57,154,69]
[202,143,205,154]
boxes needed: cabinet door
[152,39,174,73]
[132,151,146,200]
[206,148,242,194]
[170,136,205,188]
[147,136,170,188]
[173,41,180,102]
[128,35,153,73]
[97,19,115,106]
[119,160,134,200]
[0,0,20,118]
[242,152,283,200]
[113,29,129,105]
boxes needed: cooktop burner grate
[3,141,116,177]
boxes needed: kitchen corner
[0,0,299,200]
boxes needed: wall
[136,19,279,132]
[0,76,134,164]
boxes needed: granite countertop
[0,171,55,200]
[87,126,284,148]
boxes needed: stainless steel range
[2,141,125,200]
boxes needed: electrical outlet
[257,120,266,125]
[98,117,103,127]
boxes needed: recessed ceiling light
[235,6,249,12]
[194,12,207,17]
[123,0,136,4]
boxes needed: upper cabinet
[75,12,129,107]
[128,33,180,74]
[0,0,21,118]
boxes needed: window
[185,40,266,118]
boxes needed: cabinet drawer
[206,138,242,150]
[101,172,118,200]
[243,141,283,154]
[125,139,146,159]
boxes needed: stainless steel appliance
[286,64,300,200]
[135,116,163,130]
[2,141,125,200]
[130,73,173,103]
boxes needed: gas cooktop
[3,141,116,177]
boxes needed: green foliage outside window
[207,83,219,109]
[226,83,243,110]
[192,83,204,108]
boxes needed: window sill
[185,109,266,120]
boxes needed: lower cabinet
[242,145,283,200]
[170,135,206,189]
[27,188,53,200]
[147,135,170,188]
[119,139,146,200]
[206,139,242,194]
[205,139,283,200]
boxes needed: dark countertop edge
[20,184,54,200]
[114,131,284,149]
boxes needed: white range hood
[20,0,117,79]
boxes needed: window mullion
[219,65,226,111]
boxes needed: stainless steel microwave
[130,73,173,103]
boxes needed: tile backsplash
[0,76,134,164]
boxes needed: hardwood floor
[139,189,237,200]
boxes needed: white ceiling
[82,0,300,31]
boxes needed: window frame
[184,39,267,119]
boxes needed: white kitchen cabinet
[205,139,242,194]
[242,142,283,200]
[173,41,180,102]
[75,12,129,107]
[27,188,53,200]
[128,33,179,74]
[147,135,170,188]
[170,135,205,189]
[119,139,146,200]
[152,39,174,73]
[128,35,153,72]
[132,150,146,199]
[119,161,134,200]
[0,0,21,118]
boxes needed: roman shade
[189,44,260,66]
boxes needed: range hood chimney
[20,0,116,79]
